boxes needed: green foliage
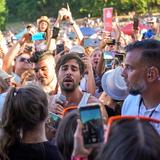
[5,0,160,23]
[0,0,7,30]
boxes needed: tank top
[78,92,91,108]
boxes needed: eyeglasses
[105,115,160,143]
[19,57,31,63]
[63,106,77,117]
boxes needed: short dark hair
[55,53,85,76]
[125,39,160,52]
[29,51,55,63]
[141,49,160,71]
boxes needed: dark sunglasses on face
[19,57,31,63]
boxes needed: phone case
[79,103,104,147]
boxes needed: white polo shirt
[122,94,160,134]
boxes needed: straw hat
[37,16,50,25]
[101,66,128,100]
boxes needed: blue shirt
[122,94,160,134]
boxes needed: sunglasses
[19,57,31,63]
[105,115,160,143]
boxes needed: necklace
[138,98,158,118]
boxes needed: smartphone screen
[31,32,46,41]
[56,44,65,55]
[103,51,114,69]
[47,112,62,129]
[83,38,100,47]
[79,104,104,147]
[115,54,124,63]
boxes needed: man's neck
[141,89,160,109]
[15,70,23,77]
[62,88,83,106]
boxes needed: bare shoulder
[88,95,100,103]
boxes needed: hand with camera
[54,8,68,28]
[72,119,92,159]
[18,33,32,46]
[99,31,111,50]
[82,56,92,73]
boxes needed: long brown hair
[0,84,48,160]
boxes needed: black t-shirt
[9,141,62,160]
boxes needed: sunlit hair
[0,84,48,160]
[20,69,36,86]
[37,16,51,42]
[0,77,9,93]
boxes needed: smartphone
[115,53,124,63]
[79,103,104,147]
[31,32,46,41]
[78,53,85,58]
[133,17,139,30]
[106,39,116,45]
[52,27,60,39]
[83,38,100,47]
[56,44,65,55]
[47,112,62,129]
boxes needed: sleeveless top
[78,92,91,107]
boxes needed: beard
[60,82,78,92]
[128,80,147,96]
[129,89,141,95]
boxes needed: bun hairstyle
[0,84,48,159]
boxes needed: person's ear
[147,66,159,81]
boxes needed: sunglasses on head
[105,115,160,143]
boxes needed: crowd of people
[0,6,160,160]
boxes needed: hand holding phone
[56,44,65,55]
[79,103,104,147]
[72,119,92,157]
[47,112,62,129]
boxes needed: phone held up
[79,103,104,147]
[47,112,62,129]
[31,32,46,41]
[56,43,65,55]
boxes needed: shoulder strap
[78,92,90,108]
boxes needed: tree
[0,0,7,30]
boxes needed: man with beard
[34,52,58,95]
[49,53,100,116]
[121,39,160,133]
